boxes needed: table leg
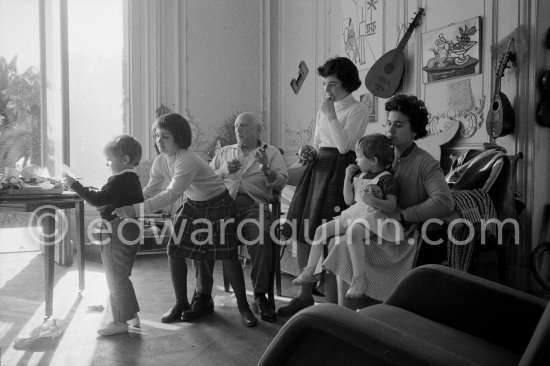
[75,200,85,292]
[42,209,56,320]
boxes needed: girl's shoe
[292,266,317,285]
[97,321,128,336]
[346,276,368,298]
[128,313,140,328]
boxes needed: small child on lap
[293,134,404,298]
[64,134,144,336]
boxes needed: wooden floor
[0,244,311,366]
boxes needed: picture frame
[421,17,482,83]
[341,0,384,70]
[360,91,377,123]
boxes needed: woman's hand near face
[320,95,337,120]
[112,205,137,219]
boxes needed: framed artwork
[360,91,377,123]
[421,17,482,83]
[341,0,384,70]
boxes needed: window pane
[68,0,124,188]
[0,0,41,169]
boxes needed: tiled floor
[0,244,311,366]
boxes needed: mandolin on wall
[486,38,515,143]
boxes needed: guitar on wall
[365,8,424,98]
[486,38,515,143]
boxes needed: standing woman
[113,113,257,327]
[278,57,369,316]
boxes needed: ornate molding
[427,96,485,138]
[284,119,315,151]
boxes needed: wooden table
[0,192,85,319]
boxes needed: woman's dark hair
[384,94,429,140]
[317,57,361,93]
[152,113,192,151]
[357,133,394,168]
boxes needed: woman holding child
[113,112,257,327]
[283,94,455,314]
[323,94,455,304]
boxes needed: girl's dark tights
[168,256,189,308]
[170,256,249,312]
[222,258,249,312]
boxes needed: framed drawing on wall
[341,0,384,70]
[360,91,377,123]
[422,17,482,83]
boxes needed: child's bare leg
[294,220,346,285]
[346,222,369,298]
[306,219,346,268]
[347,222,367,277]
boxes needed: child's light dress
[338,171,404,242]
[312,170,405,276]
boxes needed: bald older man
[210,112,288,322]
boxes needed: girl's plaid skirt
[287,147,356,243]
[167,190,238,261]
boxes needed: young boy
[64,134,144,336]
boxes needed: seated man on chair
[210,112,288,322]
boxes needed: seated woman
[323,94,455,305]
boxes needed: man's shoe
[277,297,314,317]
[161,304,190,323]
[239,306,258,327]
[181,294,214,321]
[252,294,277,322]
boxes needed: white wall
[128,0,267,160]
[185,0,264,156]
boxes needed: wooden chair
[221,189,283,302]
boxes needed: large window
[0,0,125,189]
[0,0,41,170]
[68,0,124,187]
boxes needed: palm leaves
[0,56,41,169]
[207,113,239,158]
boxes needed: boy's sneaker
[292,266,317,285]
[346,276,368,298]
[97,321,128,336]
[127,314,140,328]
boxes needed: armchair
[258,264,549,366]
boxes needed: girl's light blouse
[136,149,226,215]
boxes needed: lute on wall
[364,8,424,98]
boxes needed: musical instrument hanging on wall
[364,8,424,98]
[486,38,515,143]
[536,28,550,128]
[536,69,550,128]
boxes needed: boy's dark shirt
[71,171,144,221]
